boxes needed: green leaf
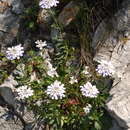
[29,22,35,28]
[94,121,101,130]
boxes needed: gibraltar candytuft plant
[69,76,78,84]
[2,39,113,129]
[96,60,115,77]
[0,0,115,129]
[82,66,90,75]
[80,82,99,98]
[46,80,66,100]
[35,40,47,50]
[16,85,34,100]
[83,104,92,115]
[39,0,59,9]
[6,44,24,60]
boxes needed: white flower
[40,48,59,77]
[47,67,59,77]
[46,80,66,100]
[96,60,115,77]
[35,40,47,50]
[39,0,59,9]
[40,49,50,59]
[83,104,92,114]
[30,71,40,83]
[16,85,33,100]
[45,59,59,77]
[69,76,78,84]
[82,66,89,75]
[80,82,99,98]
[44,58,53,68]
[6,44,24,60]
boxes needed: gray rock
[93,0,130,129]
[51,27,61,42]
[37,9,52,31]
[58,1,80,27]
[0,75,18,107]
[0,64,36,129]
[37,9,52,24]
[0,0,23,49]
[0,106,23,130]
[109,120,123,130]
[0,87,16,107]
[107,65,130,129]
[11,0,24,14]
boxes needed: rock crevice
[93,0,130,129]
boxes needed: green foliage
[0,45,112,130]
[22,1,39,31]
[0,1,114,129]
[3,47,111,130]
[0,52,18,84]
[51,21,70,67]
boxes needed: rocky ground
[0,0,130,129]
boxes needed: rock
[0,0,23,50]
[51,27,61,42]
[0,106,23,130]
[37,9,52,25]
[0,75,18,107]
[93,0,130,129]
[18,105,35,123]
[37,9,52,31]
[11,0,23,14]
[109,120,123,130]
[58,1,80,27]
[0,87,16,107]
[0,62,38,129]
[107,65,130,129]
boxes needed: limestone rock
[0,75,18,107]
[0,106,23,130]
[37,9,52,25]
[0,71,35,127]
[109,120,123,130]
[37,9,52,31]
[93,0,130,129]
[0,0,23,50]
[107,65,130,129]
[58,1,79,27]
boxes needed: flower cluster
[46,80,66,100]
[16,85,33,100]
[1,0,115,127]
[83,104,92,114]
[36,43,58,78]
[35,40,47,50]
[39,0,59,9]
[69,76,78,84]
[80,82,99,98]
[44,58,59,77]
[82,66,89,75]
[6,44,24,60]
[96,60,115,77]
